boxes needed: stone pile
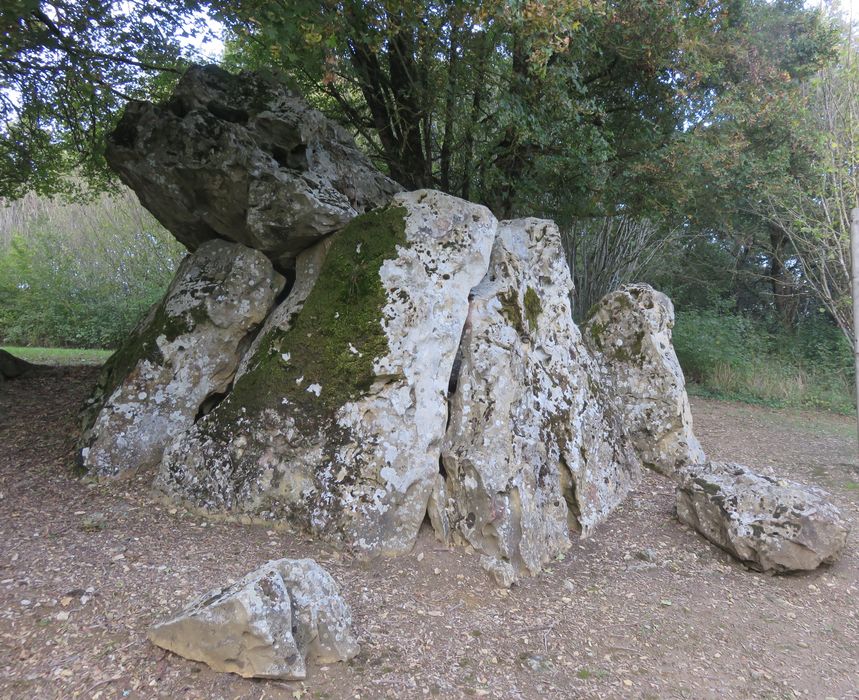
[81,64,846,591]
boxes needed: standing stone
[148,558,359,679]
[437,219,641,584]
[107,64,402,270]
[676,461,850,572]
[78,240,284,477]
[156,190,497,555]
[584,284,705,475]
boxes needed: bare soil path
[1,366,857,700]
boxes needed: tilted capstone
[106,64,402,270]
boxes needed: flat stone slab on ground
[676,460,849,572]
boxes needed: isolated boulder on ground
[584,284,705,475]
[156,190,497,556]
[148,558,358,679]
[435,218,641,585]
[676,461,849,572]
[78,240,284,477]
[106,64,401,270]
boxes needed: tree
[764,19,858,344]
[0,0,214,199]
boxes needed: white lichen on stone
[78,240,284,477]
[583,283,705,476]
[437,219,641,585]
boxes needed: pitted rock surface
[148,558,358,679]
[676,461,849,572]
[78,240,284,477]
[584,283,705,475]
[107,64,401,269]
[435,218,641,585]
[156,190,497,555]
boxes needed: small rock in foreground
[676,461,849,572]
[148,558,358,679]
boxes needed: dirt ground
[1,366,857,700]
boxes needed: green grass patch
[674,310,855,415]
[2,346,112,366]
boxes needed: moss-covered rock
[156,190,497,556]
[78,240,284,477]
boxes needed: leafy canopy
[0,0,216,198]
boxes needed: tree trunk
[768,225,799,329]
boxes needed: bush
[0,190,184,348]
[673,308,854,414]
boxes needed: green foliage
[0,191,185,348]
[673,309,853,414]
[0,346,112,366]
[0,1,216,198]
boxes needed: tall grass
[0,189,184,348]
[673,309,854,414]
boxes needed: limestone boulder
[584,284,704,475]
[148,558,358,679]
[156,190,497,555]
[435,219,641,585]
[78,240,284,477]
[107,64,402,270]
[676,461,850,572]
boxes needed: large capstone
[78,240,284,477]
[106,64,402,270]
[676,461,849,573]
[584,284,705,475]
[156,190,497,555]
[148,558,359,679]
[435,219,641,585]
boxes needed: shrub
[673,308,854,413]
[0,190,184,348]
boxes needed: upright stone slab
[583,284,705,475]
[157,190,497,555]
[436,219,641,584]
[107,64,402,269]
[78,240,284,477]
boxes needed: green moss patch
[80,285,207,433]
[524,286,542,331]
[226,205,408,423]
[498,290,525,336]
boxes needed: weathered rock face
[156,190,497,555]
[676,461,849,572]
[107,64,402,270]
[78,240,284,477]
[584,284,705,475]
[148,558,358,679]
[434,219,641,585]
